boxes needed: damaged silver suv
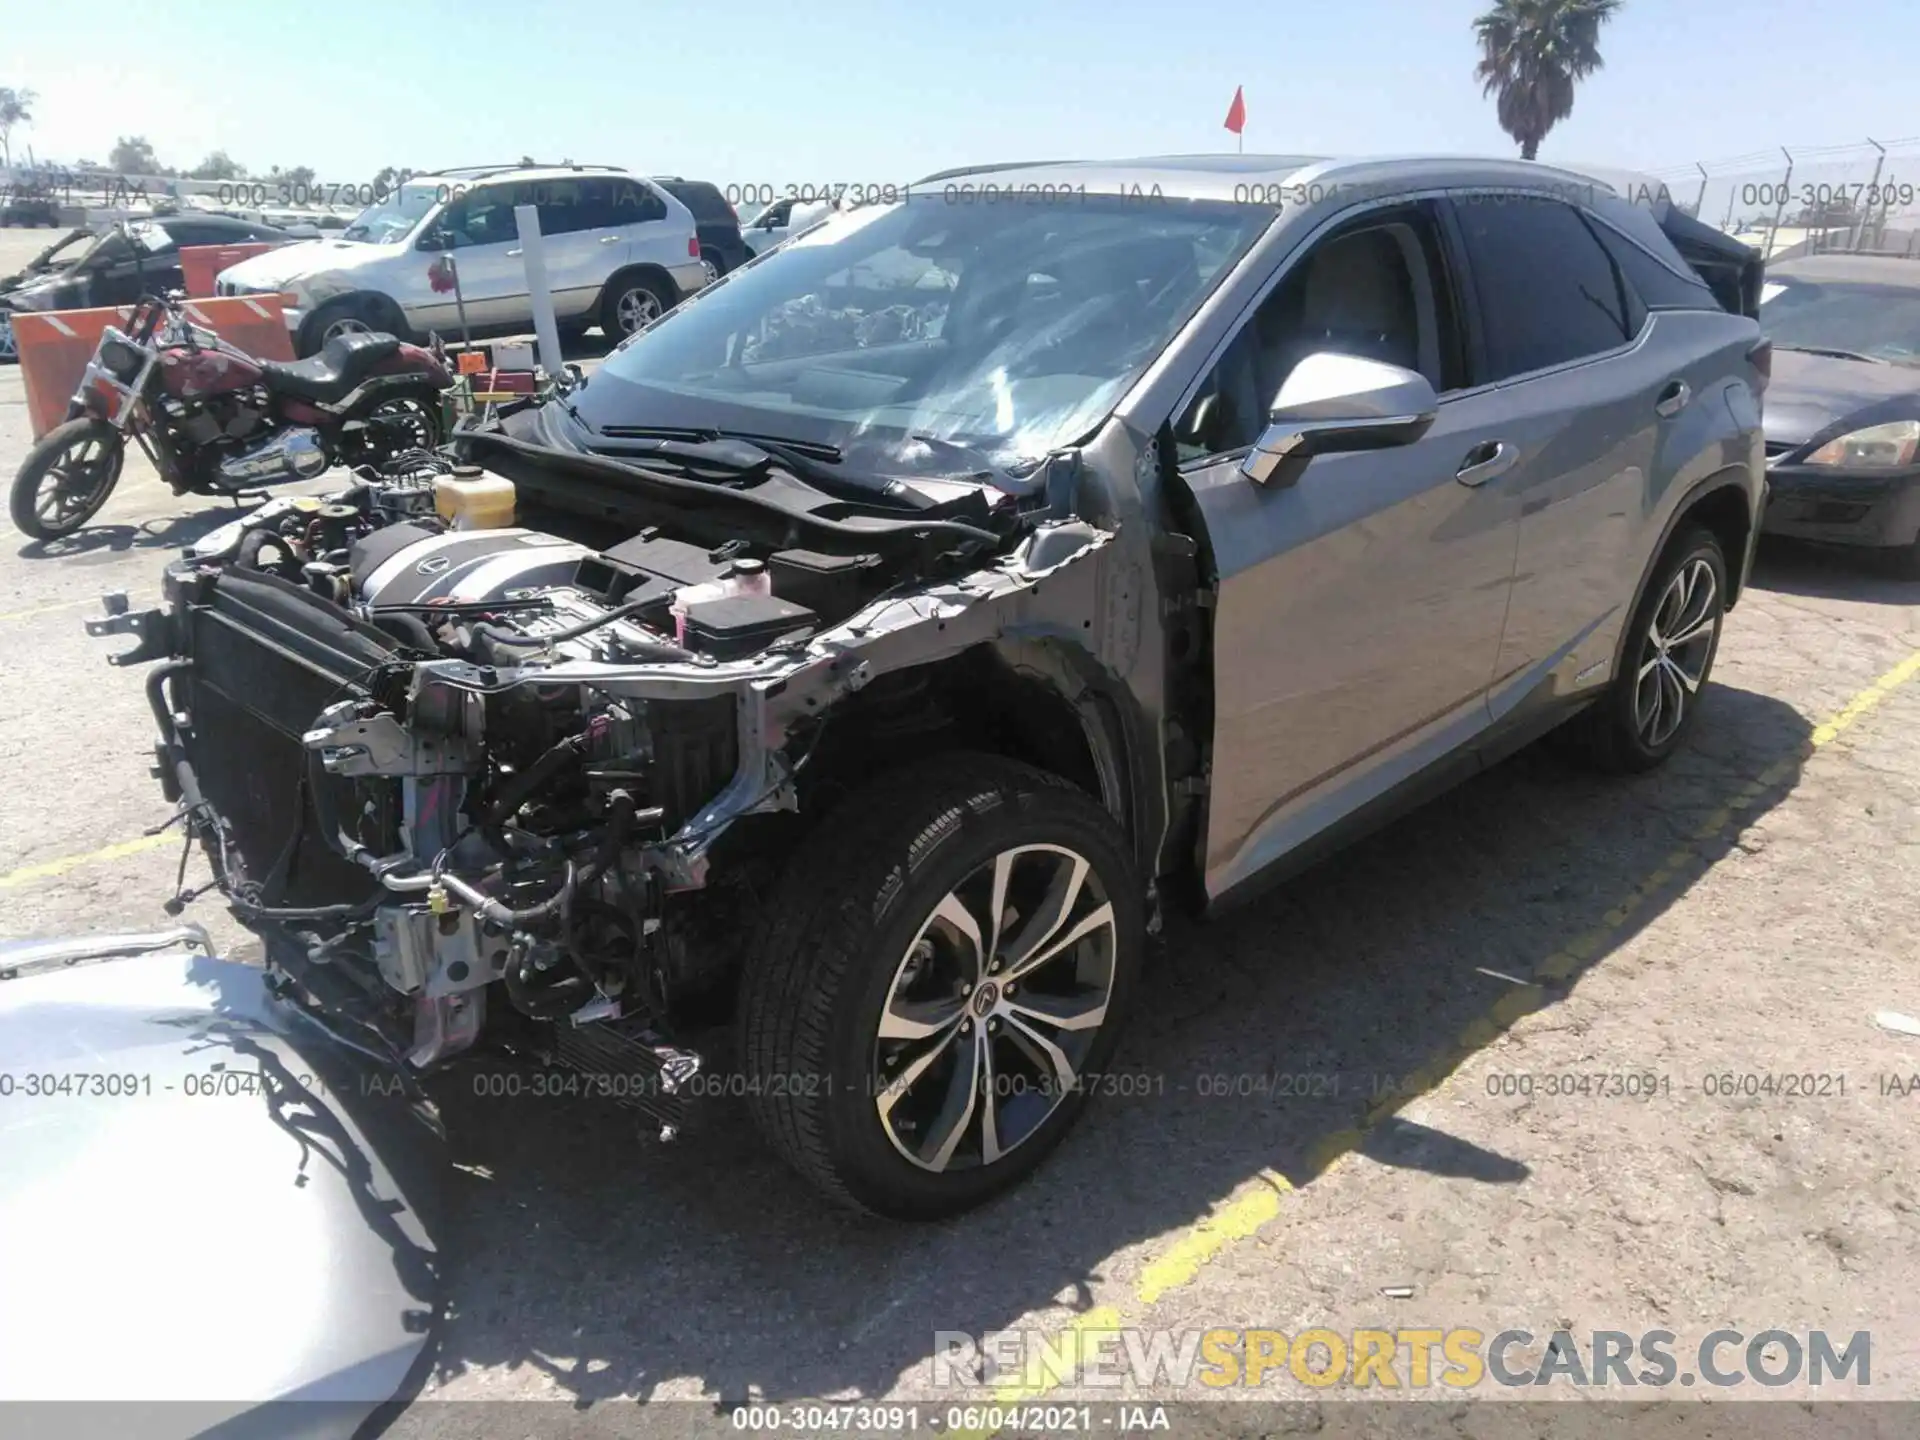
[96,155,1768,1218]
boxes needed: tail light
[1748,337,1772,385]
[687,236,701,258]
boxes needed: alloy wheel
[322,315,374,344]
[0,317,15,362]
[31,434,117,532]
[616,288,662,334]
[1633,557,1719,747]
[871,843,1118,1173]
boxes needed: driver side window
[1173,203,1462,464]
[438,185,520,248]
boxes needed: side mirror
[416,229,453,252]
[1240,352,1438,487]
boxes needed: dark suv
[652,177,749,275]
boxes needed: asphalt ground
[1,227,1916,1437]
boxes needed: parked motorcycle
[9,293,452,541]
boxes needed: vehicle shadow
[395,679,1810,1420]
[14,504,239,561]
[1748,534,1920,604]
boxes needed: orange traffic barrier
[178,244,278,299]
[15,294,297,440]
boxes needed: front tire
[10,418,125,540]
[1557,525,1727,772]
[738,755,1143,1219]
[300,297,381,357]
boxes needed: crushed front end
[91,436,1111,1133]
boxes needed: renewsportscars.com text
[931,1326,1872,1391]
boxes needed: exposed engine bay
[94,413,1117,1129]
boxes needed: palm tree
[0,87,36,172]
[1473,0,1621,160]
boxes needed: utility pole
[1767,148,1794,260]
[1693,162,1708,220]
[1859,137,1888,252]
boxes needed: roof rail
[913,159,1072,185]
[423,162,628,178]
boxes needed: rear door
[522,177,617,322]
[613,179,683,277]
[1443,192,1669,716]
[1176,200,1521,900]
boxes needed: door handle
[599,235,621,244]
[1655,378,1691,417]
[1455,440,1518,487]
[506,248,522,257]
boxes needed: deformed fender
[985,632,1158,876]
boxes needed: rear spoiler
[1656,204,1765,319]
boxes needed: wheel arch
[600,263,680,311]
[1610,468,1755,677]
[792,639,1150,874]
[298,290,409,355]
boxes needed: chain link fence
[1649,139,1920,259]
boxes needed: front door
[421,183,530,330]
[1174,203,1520,900]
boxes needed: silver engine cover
[216,426,329,486]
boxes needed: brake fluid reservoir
[434,466,517,530]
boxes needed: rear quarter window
[617,180,670,225]
[1587,217,1719,312]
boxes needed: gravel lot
[2,227,1916,1433]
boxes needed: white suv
[214,164,710,356]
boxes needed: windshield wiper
[583,422,944,514]
[1773,343,1887,364]
[575,423,937,512]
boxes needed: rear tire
[1555,526,1727,773]
[10,418,125,541]
[598,272,673,342]
[737,754,1143,1220]
[345,392,444,467]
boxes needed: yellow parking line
[0,597,93,625]
[968,644,1920,1416]
[0,832,170,890]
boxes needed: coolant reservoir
[434,466,517,530]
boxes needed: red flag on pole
[1223,85,1247,136]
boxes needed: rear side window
[1453,194,1636,381]
[1587,217,1719,312]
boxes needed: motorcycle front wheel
[10,418,125,541]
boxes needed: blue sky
[2,0,1915,186]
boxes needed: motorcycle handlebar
[130,294,174,346]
